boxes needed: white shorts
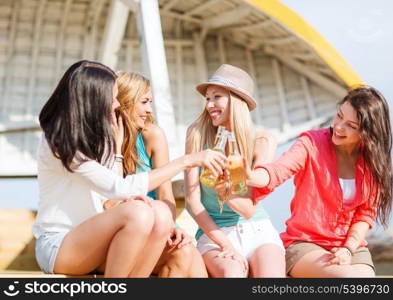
[35,231,67,274]
[196,219,284,259]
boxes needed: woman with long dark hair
[247,86,393,277]
[34,60,226,277]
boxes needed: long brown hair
[39,60,117,171]
[116,72,154,175]
[339,85,392,227]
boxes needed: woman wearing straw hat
[185,64,285,277]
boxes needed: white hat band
[209,75,250,96]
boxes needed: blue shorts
[35,231,67,274]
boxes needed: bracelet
[114,154,124,163]
[253,165,264,171]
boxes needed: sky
[282,0,393,103]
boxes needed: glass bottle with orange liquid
[199,126,227,187]
[227,131,247,195]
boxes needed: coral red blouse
[253,128,378,249]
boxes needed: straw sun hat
[196,64,257,111]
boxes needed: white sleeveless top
[339,178,356,204]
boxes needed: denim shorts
[35,231,68,274]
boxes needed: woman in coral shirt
[247,86,392,277]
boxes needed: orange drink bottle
[227,131,247,194]
[199,126,227,187]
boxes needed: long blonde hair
[116,72,154,175]
[187,91,255,164]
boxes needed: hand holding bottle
[186,149,227,178]
[227,131,247,194]
[200,126,228,186]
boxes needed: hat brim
[196,82,257,111]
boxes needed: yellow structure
[248,0,363,86]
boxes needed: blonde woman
[185,64,285,277]
[113,72,208,277]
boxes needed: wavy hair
[116,72,154,175]
[339,85,393,227]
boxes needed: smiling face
[332,101,361,147]
[205,85,230,128]
[132,89,153,129]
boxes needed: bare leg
[188,246,208,277]
[249,244,285,278]
[290,250,375,278]
[54,201,154,277]
[203,249,248,278]
[153,243,208,278]
[128,200,173,277]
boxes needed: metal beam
[175,44,184,124]
[99,0,130,69]
[218,29,260,50]
[265,48,347,97]
[136,0,178,156]
[193,32,208,110]
[264,36,297,46]
[203,6,251,30]
[124,39,194,47]
[217,34,226,64]
[161,10,202,24]
[1,0,20,117]
[124,40,134,71]
[83,0,105,60]
[245,49,263,126]
[26,0,47,117]
[0,121,40,134]
[233,19,272,32]
[55,0,72,79]
[185,0,221,17]
[264,46,316,61]
[271,58,291,132]
[120,0,139,12]
[162,0,179,11]
[301,76,317,120]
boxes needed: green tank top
[195,153,270,240]
[135,132,157,199]
[135,131,180,229]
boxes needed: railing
[0,121,41,135]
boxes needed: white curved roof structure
[0,0,362,175]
